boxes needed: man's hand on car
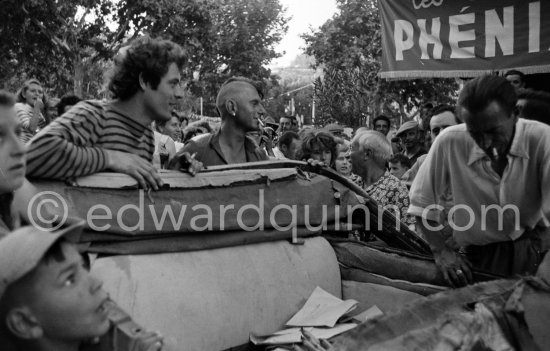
[106,150,164,190]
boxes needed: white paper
[250,324,358,345]
[351,305,384,323]
[286,287,358,327]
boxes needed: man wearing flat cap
[395,120,427,165]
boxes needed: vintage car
[32,161,535,351]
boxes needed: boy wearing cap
[0,223,167,351]
[0,222,113,351]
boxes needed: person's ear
[364,149,372,160]
[138,73,150,92]
[6,307,43,340]
[225,99,237,117]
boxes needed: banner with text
[378,0,550,79]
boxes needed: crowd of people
[0,35,550,350]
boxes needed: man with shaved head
[170,77,269,167]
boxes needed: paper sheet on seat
[250,324,358,345]
[286,287,358,327]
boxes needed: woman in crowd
[333,140,352,176]
[14,79,48,143]
[301,130,338,168]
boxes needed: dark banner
[378,0,550,79]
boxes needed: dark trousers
[464,227,550,277]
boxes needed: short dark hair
[278,131,300,148]
[389,153,411,169]
[373,115,391,127]
[15,79,42,103]
[457,75,517,119]
[57,94,82,116]
[505,69,525,81]
[155,114,179,130]
[517,88,550,125]
[108,36,186,101]
[0,91,15,107]
[301,130,338,166]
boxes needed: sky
[270,0,338,67]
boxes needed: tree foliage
[302,0,458,128]
[0,0,289,112]
[0,0,121,97]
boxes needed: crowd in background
[1,35,550,351]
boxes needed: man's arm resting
[26,134,109,179]
[416,216,472,287]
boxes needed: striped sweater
[14,102,48,143]
[26,100,155,179]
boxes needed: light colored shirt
[153,131,176,169]
[408,119,550,247]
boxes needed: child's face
[25,242,110,341]
[389,162,409,179]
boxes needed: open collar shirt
[181,130,268,167]
[408,119,550,247]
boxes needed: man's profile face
[374,120,390,136]
[279,117,293,132]
[506,74,525,91]
[234,83,265,132]
[163,116,181,141]
[461,101,517,160]
[20,242,110,341]
[143,62,183,122]
[400,129,420,150]
[389,162,408,179]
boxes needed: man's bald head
[216,77,264,118]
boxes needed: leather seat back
[92,237,341,351]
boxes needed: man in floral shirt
[351,130,414,228]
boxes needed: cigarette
[492,147,498,159]
[258,119,265,128]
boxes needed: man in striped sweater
[26,36,199,190]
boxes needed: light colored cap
[430,111,457,130]
[0,221,84,297]
[395,120,419,137]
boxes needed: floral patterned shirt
[358,171,415,226]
